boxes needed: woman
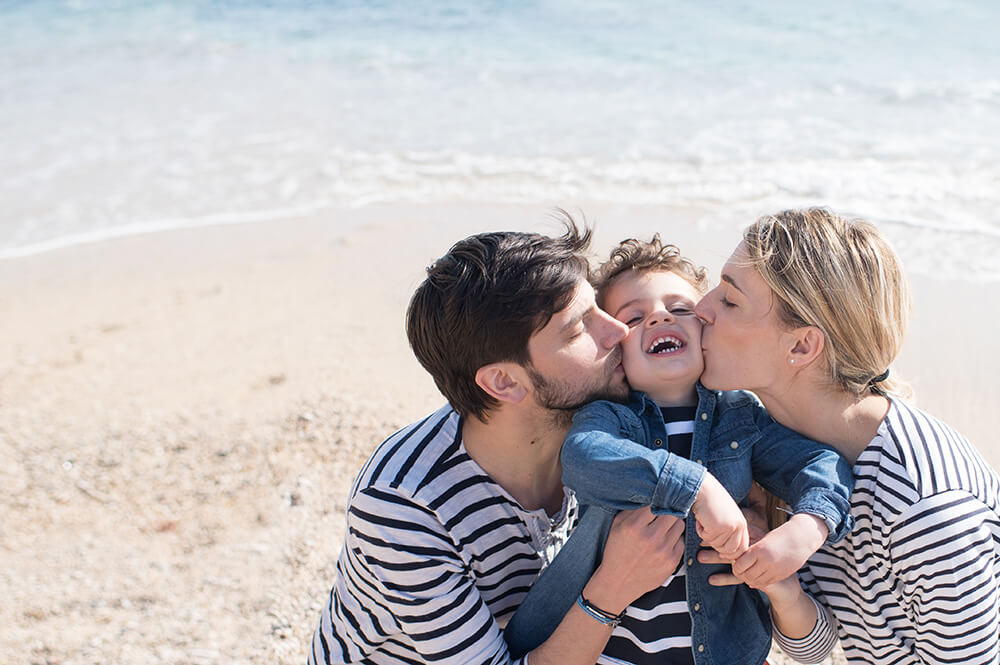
[693,208,1000,664]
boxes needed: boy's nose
[646,309,672,327]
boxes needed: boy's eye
[671,306,694,315]
[720,297,736,308]
[624,315,643,326]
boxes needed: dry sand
[3,203,996,665]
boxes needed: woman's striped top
[308,405,577,665]
[774,398,1000,664]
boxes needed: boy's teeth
[647,336,683,354]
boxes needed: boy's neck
[644,382,699,408]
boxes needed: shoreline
[3,202,995,664]
[5,199,1000,283]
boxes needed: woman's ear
[788,326,825,368]
[475,363,529,404]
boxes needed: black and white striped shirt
[308,405,577,665]
[598,406,697,665]
[775,398,1000,664]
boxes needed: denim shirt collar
[695,381,719,413]
[628,382,719,419]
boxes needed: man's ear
[788,325,825,368]
[475,362,529,405]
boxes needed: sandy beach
[3,203,997,665]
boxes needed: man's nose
[600,311,628,347]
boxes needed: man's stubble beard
[526,350,629,427]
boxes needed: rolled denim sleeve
[562,401,706,518]
[793,488,854,542]
[747,403,855,543]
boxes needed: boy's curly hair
[593,234,710,308]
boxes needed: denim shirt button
[695,459,703,465]
[730,441,739,449]
[687,557,694,566]
[698,644,705,653]
[653,438,662,447]
[700,412,708,420]
[693,602,701,611]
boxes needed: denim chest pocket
[703,428,758,502]
[618,414,647,442]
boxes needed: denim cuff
[792,489,855,543]
[650,455,706,517]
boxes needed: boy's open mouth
[646,335,684,354]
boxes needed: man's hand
[584,507,685,614]
[691,473,749,559]
[730,513,828,589]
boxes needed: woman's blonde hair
[742,208,912,398]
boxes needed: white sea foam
[0,203,333,260]
[1,1,998,279]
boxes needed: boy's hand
[691,473,749,559]
[730,513,828,589]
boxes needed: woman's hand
[697,484,821,639]
[697,482,792,594]
[698,547,803,600]
[730,513,828,589]
[698,546,819,638]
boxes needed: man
[308,221,685,665]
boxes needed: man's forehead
[555,281,592,319]
[535,280,590,335]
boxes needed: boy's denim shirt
[503,384,855,665]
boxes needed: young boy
[503,236,855,665]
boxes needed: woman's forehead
[721,245,757,292]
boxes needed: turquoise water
[2,1,999,276]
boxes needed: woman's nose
[694,298,713,324]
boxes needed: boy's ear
[475,362,529,405]
[788,325,825,367]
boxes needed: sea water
[2,0,999,278]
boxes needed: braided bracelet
[576,594,626,627]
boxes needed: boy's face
[601,270,705,406]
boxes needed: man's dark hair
[406,215,592,420]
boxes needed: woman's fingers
[697,548,730,565]
[702,546,787,590]
[731,549,756,576]
[698,548,747,587]
[707,572,742,586]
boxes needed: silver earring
[789,359,796,365]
